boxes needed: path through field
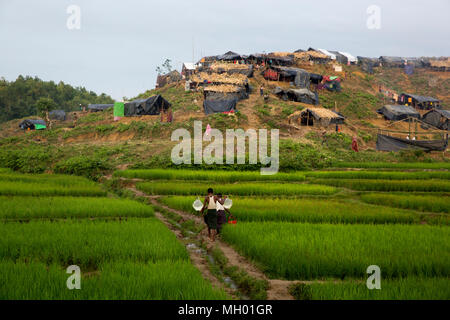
[127,185,297,300]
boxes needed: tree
[155,59,173,75]
[36,97,56,129]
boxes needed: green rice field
[0,170,227,300]
[361,193,450,214]
[307,278,450,300]
[220,222,450,280]
[2,166,449,300]
[312,178,450,192]
[332,162,450,170]
[161,196,448,225]
[115,168,306,182]
[137,181,337,196]
[0,196,154,219]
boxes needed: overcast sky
[1,0,449,100]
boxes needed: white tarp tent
[317,49,336,60]
[182,62,196,70]
[338,51,358,64]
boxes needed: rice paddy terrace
[2,165,448,300]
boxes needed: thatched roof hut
[295,107,345,127]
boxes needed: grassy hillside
[0,65,448,177]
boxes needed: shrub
[54,156,112,180]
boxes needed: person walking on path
[200,188,218,242]
[215,193,230,235]
[260,85,264,97]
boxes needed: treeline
[0,75,114,123]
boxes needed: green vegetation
[54,155,112,180]
[312,178,450,192]
[0,219,188,267]
[0,260,228,300]
[0,196,154,219]
[137,181,337,196]
[305,170,450,180]
[307,278,450,300]
[221,222,449,280]
[361,193,450,214]
[161,196,447,225]
[333,162,450,170]
[0,180,106,196]
[115,169,306,182]
[0,75,114,123]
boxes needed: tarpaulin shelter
[216,51,242,61]
[203,98,238,115]
[265,67,312,88]
[317,49,336,60]
[321,76,342,92]
[19,119,46,130]
[246,53,293,66]
[399,93,440,110]
[203,85,248,101]
[338,52,358,64]
[274,87,319,105]
[422,109,450,130]
[377,105,420,121]
[297,50,330,64]
[380,56,406,68]
[125,95,171,116]
[114,102,125,121]
[298,107,345,127]
[329,51,348,64]
[88,104,114,112]
[357,56,379,74]
[309,73,323,84]
[49,110,66,121]
[376,134,448,152]
[209,62,254,77]
[181,62,196,78]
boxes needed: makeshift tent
[297,50,330,64]
[19,119,46,130]
[182,62,196,78]
[298,108,345,127]
[216,51,242,61]
[329,51,348,64]
[376,134,448,152]
[357,56,379,74]
[124,95,170,116]
[204,85,248,101]
[274,87,319,105]
[49,110,66,121]
[338,52,358,64]
[209,62,253,77]
[156,70,182,88]
[399,93,440,110]
[265,67,312,88]
[380,56,406,68]
[203,98,238,115]
[317,49,336,60]
[114,102,125,121]
[377,105,420,121]
[422,109,450,130]
[321,76,342,92]
[88,104,113,112]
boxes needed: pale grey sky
[0,0,449,100]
